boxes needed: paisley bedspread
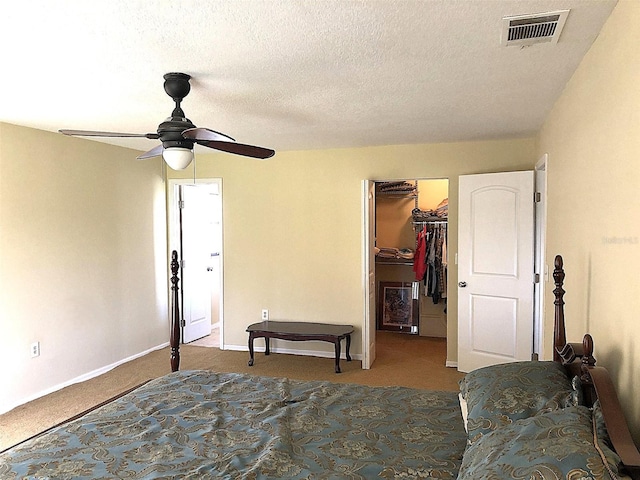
[0,370,467,479]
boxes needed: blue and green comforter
[1,370,467,479]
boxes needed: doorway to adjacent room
[168,178,223,348]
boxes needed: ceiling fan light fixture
[163,147,194,170]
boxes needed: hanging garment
[430,226,442,304]
[440,224,448,299]
[416,222,448,303]
[436,225,447,300]
[413,226,428,281]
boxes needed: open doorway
[168,178,223,348]
[363,178,449,368]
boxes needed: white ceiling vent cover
[501,10,570,47]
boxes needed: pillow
[458,406,624,479]
[458,393,468,433]
[570,375,585,407]
[459,361,573,442]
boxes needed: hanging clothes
[413,226,428,281]
[413,222,447,303]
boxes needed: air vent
[501,10,569,46]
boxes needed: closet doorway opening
[371,178,449,361]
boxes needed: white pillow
[458,393,468,433]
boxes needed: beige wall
[0,123,169,413]
[538,0,640,442]
[417,179,448,211]
[169,138,536,363]
[376,194,415,250]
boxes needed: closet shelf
[376,258,414,266]
[377,192,418,199]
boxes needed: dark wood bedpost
[552,254,640,475]
[170,250,181,372]
[554,255,590,366]
[553,254,566,362]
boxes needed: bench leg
[248,333,255,366]
[346,334,352,362]
[334,340,342,373]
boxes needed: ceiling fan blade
[196,139,275,159]
[136,144,164,160]
[182,127,235,142]
[59,129,159,139]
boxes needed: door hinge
[534,273,540,283]
[181,319,186,327]
[180,259,186,269]
[179,200,185,209]
[534,192,541,203]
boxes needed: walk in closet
[375,179,448,337]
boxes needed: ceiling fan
[59,72,275,170]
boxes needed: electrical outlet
[30,341,40,358]
[261,309,269,320]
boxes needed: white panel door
[181,184,214,343]
[458,171,534,372]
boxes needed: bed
[1,253,639,479]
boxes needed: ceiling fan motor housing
[160,73,196,149]
[158,116,196,150]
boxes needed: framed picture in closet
[377,281,419,333]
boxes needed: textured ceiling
[0,0,617,154]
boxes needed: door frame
[361,180,375,369]
[168,178,224,347]
[533,155,548,359]
[361,177,450,368]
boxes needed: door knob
[458,281,467,288]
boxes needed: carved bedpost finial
[553,255,567,362]
[581,333,596,367]
[170,250,181,372]
[580,334,597,386]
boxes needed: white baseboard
[445,360,458,368]
[1,342,169,415]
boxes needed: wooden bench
[246,321,354,373]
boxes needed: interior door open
[362,180,376,369]
[457,171,535,372]
[180,184,215,343]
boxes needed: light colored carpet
[0,332,463,451]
